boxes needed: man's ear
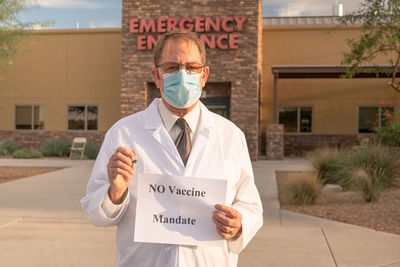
[200,66,209,88]
[151,67,163,89]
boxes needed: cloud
[32,24,49,30]
[33,0,110,9]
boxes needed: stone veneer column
[266,124,284,160]
[121,0,262,160]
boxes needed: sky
[21,0,364,30]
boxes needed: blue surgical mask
[160,69,202,109]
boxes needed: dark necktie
[175,118,191,166]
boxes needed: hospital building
[0,0,398,160]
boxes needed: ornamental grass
[349,143,400,202]
[306,147,353,189]
[282,172,321,205]
[307,142,400,203]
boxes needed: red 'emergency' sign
[129,17,247,50]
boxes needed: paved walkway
[0,158,399,267]
[240,160,400,267]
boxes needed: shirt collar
[158,100,200,133]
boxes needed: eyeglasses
[157,62,204,75]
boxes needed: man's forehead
[165,37,194,48]
[161,38,201,61]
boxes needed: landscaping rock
[322,184,343,193]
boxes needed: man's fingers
[213,211,234,226]
[215,227,227,238]
[213,212,241,231]
[116,146,137,161]
[214,204,241,219]
[107,146,138,183]
[212,205,242,239]
[213,217,229,235]
[112,160,134,174]
[214,204,234,215]
[212,216,233,233]
[112,151,133,166]
[131,150,137,160]
[109,167,133,182]
[212,217,237,240]
[116,146,132,156]
[217,229,231,239]
[106,146,137,205]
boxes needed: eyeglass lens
[160,62,203,74]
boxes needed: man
[81,31,263,267]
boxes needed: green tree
[337,0,400,93]
[0,0,52,69]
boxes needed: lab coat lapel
[144,99,181,164]
[184,102,215,174]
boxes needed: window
[15,105,45,130]
[68,105,98,131]
[359,106,394,133]
[200,98,230,119]
[279,106,312,133]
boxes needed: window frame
[358,105,395,134]
[67,104,99,132]
[278,105,313,134]
[14,104,45,131]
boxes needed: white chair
[69,137,87,160]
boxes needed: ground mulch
[276,171,400,235]
[0,167,62,183]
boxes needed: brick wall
[121,0,262,160]
[266,124,284,160]
[284,134,374,156]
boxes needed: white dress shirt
[157,100,201,145]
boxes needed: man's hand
[212,204,243,240]
[107,146,137,204]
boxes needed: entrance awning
[271,65,400,123]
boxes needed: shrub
[0,140,18,156]
[40,138,72,157]
[350,168,381,202]
[373,110,400,147]
[12,148,43,159]
[350,143,400,190]
[307,142,400,202]
[84,141,100,159]
[12,149,31,158]
[31,149,43,158]
[284,173,321,205]
[306,147,352,189]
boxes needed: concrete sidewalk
[240,160,400,267]
[0,158,399,267]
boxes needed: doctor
[81,31,263,267]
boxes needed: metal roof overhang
[271,65,400,79]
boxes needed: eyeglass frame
[156,62,206,75]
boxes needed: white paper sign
[134,173,227,247]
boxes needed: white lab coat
[81,98,263,267]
